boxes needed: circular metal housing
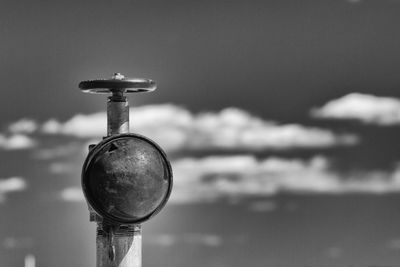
[82,133,173,224]
[79,78,156,94]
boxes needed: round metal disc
[79,78,156,94]
[82,133,173,224]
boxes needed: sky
[2,0,400,266]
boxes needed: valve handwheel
[79,73,156,93]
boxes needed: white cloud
[41,104,358,151]
[41,119,63,134]
[311,93,400,125]
[0,177,27,192]
[183,233,222,247]
[7,119,38,134]
[0,134,36,150]
[59,154,400,205]
[33,142,83,160]
[42,113,106,137]
[170,155,400,204]
[59,187,84,202]
[0,177,27,203]
[49,162,77,174]
[148,233,222,247]
[149,234,177,246]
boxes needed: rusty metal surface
[107,98,129,136]
[82,134,173,224]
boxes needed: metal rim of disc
[81,133,173,224]
[79,78,156,93]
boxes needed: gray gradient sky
[2,1,400,267]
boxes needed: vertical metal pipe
[97,224,142,267]
[107,93,129,136]
[99,90,142,267]
[24,254,36,267]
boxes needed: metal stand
[79,73,171,267]
[100,80,138,267]
[107,92,129,136]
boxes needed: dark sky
[2,0,400,121]
[2,1,400,267]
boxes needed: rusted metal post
[107,92,129,136]
[79,73,172,267]
[99,74,141,267]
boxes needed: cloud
[170,155,400,204]
[0,177,27,203]
[33,142,83,160]
[58,155,400,205]
[42,113,106,137]
[7,119,38,134]
[0,134,36,150]
[59,187,84,202]
[49,162,77,174]
[41,104,358,151]
[148,233,222,247]
[149,234,176,247]
[183,233,222,247]
[311,93,400,125]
